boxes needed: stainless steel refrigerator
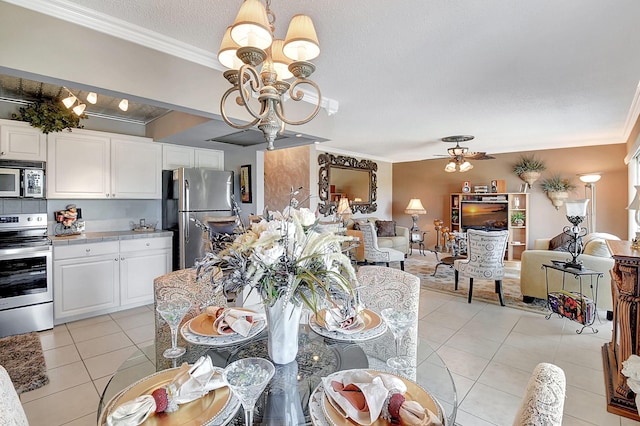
[162,168,234,270]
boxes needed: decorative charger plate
[308,369,444,426]
[98,367,240,426]
[188,309,261,337]
[309,309,387,342]
[181,314,266,346]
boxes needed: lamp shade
[405,199,426,215]
[283,14,320,61]
[336,197,352,215]
[270,39,294,80]
[565,199,589,217]
[628,185,640,210]
[218,26,241,69]
[230,0,273,49]
[579,173,601,184]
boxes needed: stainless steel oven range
[0,213,53,338]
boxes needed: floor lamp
[579,173,601,234]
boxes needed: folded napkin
[106,356,225,426]
[206,306,260,337]
[322,308,364,334]
[323,371,442,426]
[322,370,406,425]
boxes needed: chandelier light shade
[218,0,322,150]
[283,14,320,61]
[230,0,273,49]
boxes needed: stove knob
[27,217,32,221]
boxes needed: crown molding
[3,0,339,115]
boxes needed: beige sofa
[520,233,619,311]
[345,217,409,262]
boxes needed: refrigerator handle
[184,178,190,212]
[183,212,190,243]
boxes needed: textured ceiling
[4,0,640,162]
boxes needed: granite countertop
[49,229,173,246]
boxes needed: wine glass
[380,308,413,372]
[223,357,275,426]
[156,297,191,359]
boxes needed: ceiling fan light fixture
[444,161,457,173]
[459,161,473,172]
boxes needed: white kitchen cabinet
[194,148,224,169]
[119,237,172,307]
[111,138,162,198]
[162,144,194,170]
[53,237,172,323]
[53,242,120,322]
[0,119,47,161]
[47,129,161,199]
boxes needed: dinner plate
[181,316,266,346]
[308,369,444,426]
[188,308,261,337]
[98,367,240,426]
[309,309,387,342]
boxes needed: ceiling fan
[438,135,495,172]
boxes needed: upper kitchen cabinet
[0,119,47,161]
[162,144,224,170]
[48,129,162,199]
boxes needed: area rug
[0,332,49,394]
[404,253,548,314]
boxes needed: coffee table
[98,324,458,425]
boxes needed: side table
[542,262,602,334]
[409,231,428,255]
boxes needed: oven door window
[0,256,48,298]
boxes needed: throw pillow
[548,233,572,252]
[376,220,396,237]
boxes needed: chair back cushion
[458,229,509,280]
[513,363,566,426]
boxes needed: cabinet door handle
[0,151,5,156]
[146,242,150,247]
[111,194,116,198]
[115,258,118,261]
[86,248,91,253]
[106,193,110,198]
[121,257,125,260]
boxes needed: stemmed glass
[223,357,275,426]
[380,308,413,372]
[156,297,191,359]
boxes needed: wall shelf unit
[450,192,529,261]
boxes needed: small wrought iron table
[409,231,428,255]
[542,261,602,334]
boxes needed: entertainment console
[450,192,530,261]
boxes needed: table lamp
[564,199,589,269]
[405,199,426,241]
[627,185,640,248]
[336,197,352,224]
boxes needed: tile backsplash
[0,198,47,214]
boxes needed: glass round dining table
[98,322,457,425]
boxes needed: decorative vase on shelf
[265,296,303,364]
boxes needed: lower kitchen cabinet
[53,236,172,323]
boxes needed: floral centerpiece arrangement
[196,188,358,363]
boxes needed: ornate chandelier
[217,0,322,150]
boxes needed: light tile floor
[19,291,640,426]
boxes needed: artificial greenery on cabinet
[11,99,86,134]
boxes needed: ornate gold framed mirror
[318,153,377,215]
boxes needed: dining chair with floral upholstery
[360,222,405,270]
[153,268,227,368]
[356,266,420,369]
[0,365,29,426]
[453,229,509,305]
[513,363,566,425]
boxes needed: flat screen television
[460,202,509,231]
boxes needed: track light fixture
[118,99,129,111]
[61,87,86,116]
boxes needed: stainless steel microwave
[0,160,45,198]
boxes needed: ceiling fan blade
[464,152,495,160]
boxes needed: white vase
[265,297,303,364]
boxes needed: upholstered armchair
[454,229,509,305]
[360,222,405,270]
[356,266,420,364]
[153,268,227,368]
[0,365,29,426]
[513,363,566,425]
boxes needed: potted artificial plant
[541,175,576,209]
[511,211,525,226]
[513,155,546,188]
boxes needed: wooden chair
[513,363,566,425]
[360,222,405,270]
[0,365,29,426]
[454,229,509,305]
